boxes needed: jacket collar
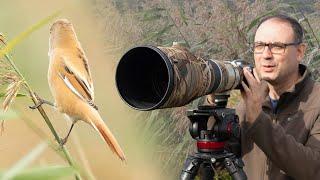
[262,64,310,113]
[284,64,310,95]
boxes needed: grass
[94,0,320,179]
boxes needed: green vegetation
[94,0,320,179]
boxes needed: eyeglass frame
[252,41,302,54]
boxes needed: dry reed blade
[1,80,23,134]
[3,80,23,112]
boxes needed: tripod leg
[199,163,214,180]
[223,157,247,180]
[180,155,202,180]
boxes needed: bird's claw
[29,93,54,109]
[29,103,43,109]
[59,138,67,146]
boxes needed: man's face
[254,19,304,85]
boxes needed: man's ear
[297,43,307,63]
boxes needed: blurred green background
[0,0,167,179]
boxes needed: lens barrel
[115,45,248,110]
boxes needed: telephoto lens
[116,45,251,111]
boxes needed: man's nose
[262,45,273,59]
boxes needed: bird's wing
[58,54,97,109]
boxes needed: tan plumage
[48,19,125,161]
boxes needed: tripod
[180,95,247,180]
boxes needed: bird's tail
[85,108,126,161]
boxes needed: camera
[116,44,250,180]
[115,44,252,111]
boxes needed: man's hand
[241,67,269,124]
[206,93,215,105]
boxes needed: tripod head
[188,94,240,153]
[180,93,247,180]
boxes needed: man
[235,14,320,179]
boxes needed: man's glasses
[253,41,301,54]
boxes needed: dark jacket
[236,64,320,180]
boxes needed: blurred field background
[92,0,320,179]
[0,0,167,179]
[0,0,319,180]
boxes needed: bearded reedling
[31,19,125,161]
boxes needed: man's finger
[241,81,251,93]
[243,68,257,88]
[206,94,215,105]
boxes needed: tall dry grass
[93,0,320,179]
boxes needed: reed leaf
[177,0,188,25]
[143,24,174,42]
[0,109,18,120]
[0,93,26,98]
[1,142,47,180]
[140,7,166,22]
[0,166,76,180]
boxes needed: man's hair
[256,14,304,43]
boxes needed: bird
[31,19,125,161]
